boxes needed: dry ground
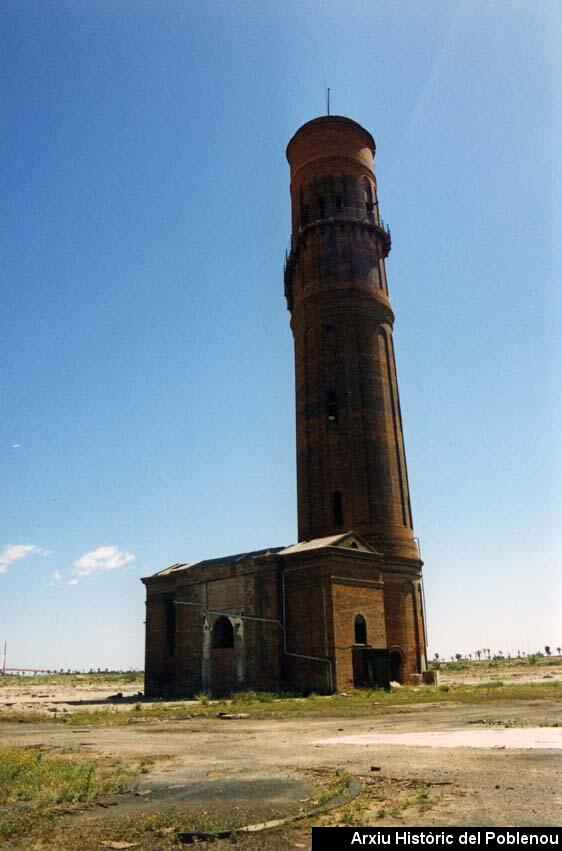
[0,661,561,849]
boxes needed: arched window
[363,177,374,221]
[212,616,234,649]
[332,490,343,527]
[354,614,367,644]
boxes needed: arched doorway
[390,648,405,684]
[211,616,237,696]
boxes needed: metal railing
[285,206,391,259]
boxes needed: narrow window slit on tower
[327,391,338,422]
[332,490,343,527]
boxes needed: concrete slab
[313,727,562,749]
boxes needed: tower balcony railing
[285,204,391,263]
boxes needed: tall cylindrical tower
[285,116,426,677]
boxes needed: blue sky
[1,0,561,670]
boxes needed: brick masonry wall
[331,578,387,691]
[144,587,177,696]
[285,116,427,680]
[383,572,426,681]
[143,545,426,694]
[144,558,285,697]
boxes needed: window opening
[354,614,367,644]
[164,596,175,657]
[327,391,338,422]
[335,196,343,212]
[332,490,343,527]
[363,177,374,221]
[212,616,234,649]
[317,197,325,219]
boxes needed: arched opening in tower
[390,649,405,684]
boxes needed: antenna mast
[326,87,330,115]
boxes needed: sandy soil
[1,660,560,715]
[1,696,561,833]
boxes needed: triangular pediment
[279,531,378,556]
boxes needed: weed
[0,746,132,809]
[2,680,561,727]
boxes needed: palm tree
[545,646,551,656]
[475,650,481,661]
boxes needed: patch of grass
[0,747,174,846]
[476,680,505,688]
[339,799,366,825]
[232,690,278,704]
[0,746,131,808]
[311,769,352,808]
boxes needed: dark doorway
[352,648,390,689]
[212,616,234,648]
[211,617,237,696]
[390,649,405,684]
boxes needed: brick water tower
[284,116,427,678]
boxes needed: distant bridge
[1,667,53,675]
[1,643,53,675]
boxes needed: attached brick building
[143,116,428,696]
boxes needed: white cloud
[67,578,79,586]
[51,570,62,582]
[12,444,20,449]
[0,544,50,575]
[72,545,135,578]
